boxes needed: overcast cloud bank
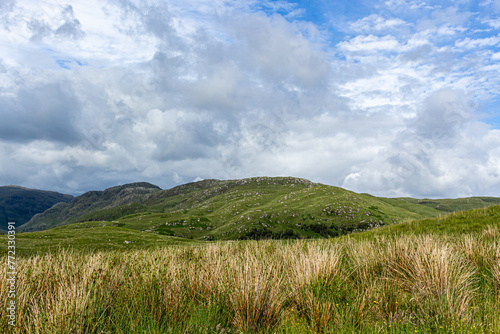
[1,0,499,197]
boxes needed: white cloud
[338,35,400,52]
[1,0,500,198]
[480,0,500,14]
[349,14,408,33]
[342,89,500,197]
[385,0,434,10]
[455,35,500,49]
[483,18,500,29]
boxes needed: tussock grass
[387,237,477,324]
[1,232,500,333]
[482,225,500,239]
[226,250,287,332]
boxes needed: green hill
[354,204,500,238]
[17,176,500,241]
[0,186,73,232]
[375,196,500,216]
[3,179,500,332]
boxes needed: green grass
[3,179,500,332]
[378,196,500,214]
[1,232,499,333]
[0,221,197,256]
[354,204,500,238]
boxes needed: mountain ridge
[20,182,161,232]
[0,186,73,232]
[17,176,500,240]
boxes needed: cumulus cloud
[338,34,400,52]
[455,35,500,49]
[343,89,500,197]
[0,82,82,143]
[226,14,330,88]
[27,4,85,41]
[0,0,500,198]
[349,14,408,33]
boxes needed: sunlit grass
[1,229,499,333]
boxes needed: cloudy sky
[1,0,500,198]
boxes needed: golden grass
[482,225,499,238]
[1,233,499,333]
[387,237,477,323]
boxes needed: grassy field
[1,206,500,333]
[1,221,198,256]
[353,204,500,238]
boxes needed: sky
[1,0,500,198]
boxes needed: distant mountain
[20,182,161,232]
[0,186,73,232]
[17,177,500,240]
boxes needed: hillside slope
[375,196,500,216]
[0,186,73,232]
[20,182,160,232]
[354,203,500,238]
[116,177,500,240]
[18,177,500,240]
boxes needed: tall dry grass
[490,243,500,292]
[284,243,342,333]
[387,237,477,323]
[1,233,499,333]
